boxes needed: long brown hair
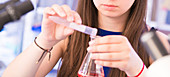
[57,0,150,77]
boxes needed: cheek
[93,0,102,8]
[120,0,135,12]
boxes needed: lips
[101,4,118,10]
[102,4,117,7]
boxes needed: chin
[101,11,121,18]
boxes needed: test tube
[49,16,98,37]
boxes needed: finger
[43,7,56,18]
[42,7,57,26]
[89,35,127,46]
[52,4,66,17]
[63,27,74,36]
[91,52,128,61]
[87,44,122,52]
[94,60,127,70]
[72,11,82,24]
[61,5,74,22]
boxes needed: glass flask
[78,36,104,77]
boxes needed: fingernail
[90,55,94,59]
[89,41,95,46]
[49,11,55,15]
[87,47,92,52]
[67,17,73,22]
[94,61,98,64]
[60,12,66,17]
[71,17,74,21]
[78,20,82,24]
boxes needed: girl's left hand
[87,35,145,76]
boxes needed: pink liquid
[78,72,104,77]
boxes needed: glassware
[78,37,104,77]
[48,16,103,76]
[49,16,98,37]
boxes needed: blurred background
[0,0,170,77]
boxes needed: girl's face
[93,0,135,17]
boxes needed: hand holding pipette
[36,5,83,49]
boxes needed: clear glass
[78,36,104,77]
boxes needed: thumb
[64,27,74,36]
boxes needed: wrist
[127,63,145,77]
[34,37,53,64]
[125,57,144,76]
[138,66,147,77]
[36,34,59,49]
[124,50,147,77]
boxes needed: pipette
[49,16,98,37]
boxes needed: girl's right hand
[37,5,82,49]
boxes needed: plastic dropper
[49,16,98,37]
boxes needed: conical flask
[78,37,104,77]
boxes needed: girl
[3,0,169,77]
